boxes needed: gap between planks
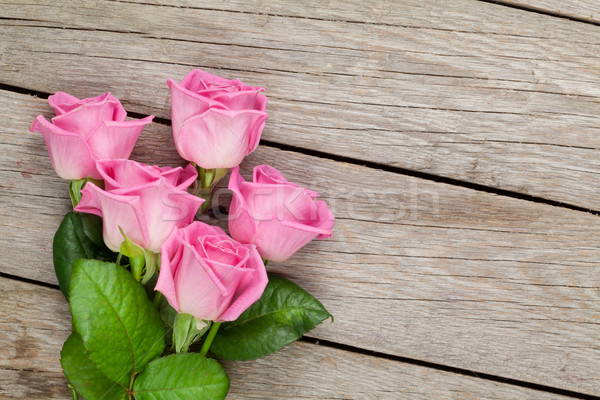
[100,0,600,29]
[480,1,600,26]
[0,82,596,217]
[2,0,600,210]
[2,89,600,395]
[0,273,584,400]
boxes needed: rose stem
[152,291,163,308]
[200,322,222,357]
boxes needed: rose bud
[155,222,268,322]
[30,92,153,180]
[228,165,334,262]
[168,69,268,169]
[75,159,203,253]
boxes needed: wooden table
[1,1,599,398]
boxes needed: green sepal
[132,353,229,400]
[60,332,127,400]
[141,250,158,285]
[198,167,228,189]
[69,178,103,208]
[173,313,210,353]
[118,227,144,258]
[69,260,165,387]
[130,255,145,282]
[211,274,332,360]
[53,212,115,299]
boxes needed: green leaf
[132,353,229,400]
[80,213,108,249]
[61,332,127,400]
[158,296,178,329]
[53,212,114,298]
[211,274,332,360]
[70,260,165,387]
[156,296,177,349]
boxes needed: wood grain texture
[499,1,600,23]
[2,90,599,395]
[1,0,600,209]
[2,278,576,400]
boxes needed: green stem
[263,259,270,267]
[200,322,221,356]
[153,291,163,308]
[195,187,212,214]
[116,253,123,266]
[68,384,78,400]
[193,167,228,214]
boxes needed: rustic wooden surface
[0,278,575,400]
[2,0,600,210]
[1,1,599,399]
[500,1,600,23]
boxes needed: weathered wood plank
[2,90,600,394]
[1,0,600,209]
[2,277,575,400]
[498,1,600,23]
[116,0,600,27]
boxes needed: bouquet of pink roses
[31,69,334,400]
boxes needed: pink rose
[168,69,269,169]
[75,159,203,253]
[228,165,334,262]
[30,92,153,180]
[155,222,268,322]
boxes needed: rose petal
[132,180,203,252]
[155,228,183,311]
[96,159,164,191]
[218,248,268,322]
[253,164,319,199]
[203,236,249,267]
[48,92,127,121]
[48,92,84,115]
[29,115,99,180]
[314,200,335,239]
[177,108,268,169]
[181,69,264,94]
[168,78,218,140]
[211,91,268,112]
[51,99,124,137]
[257,218,319,262]
[75,182,149,251]
[173,240,244,321]
[86,116,153,160]
[173,164,198,191]
[156,220,268,321]
[96,159,195,194]
[228,167,257,244]
[241,181,317,222]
